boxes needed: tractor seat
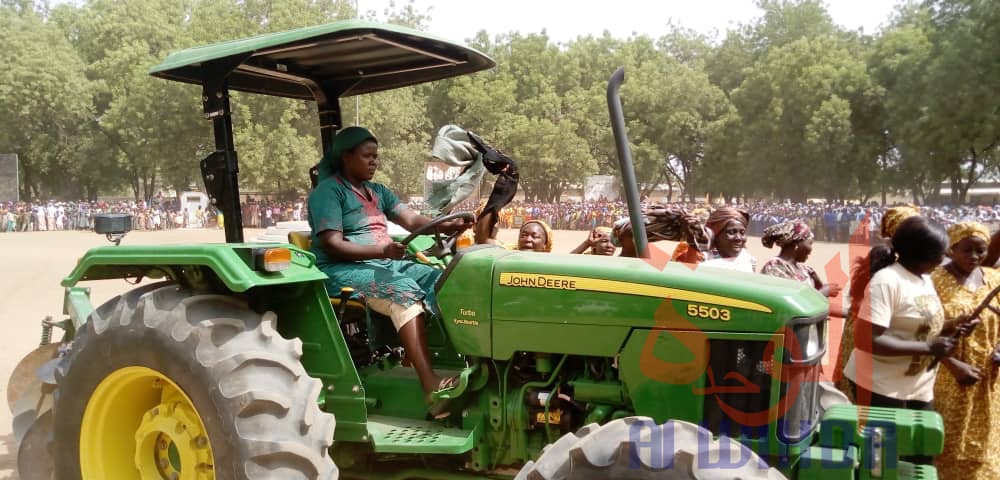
[288,230,312,250]
[286,231,371,314]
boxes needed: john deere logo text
[499,273,577,290]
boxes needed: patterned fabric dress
[308,175,441,313]
[759,256,823,289]
[931,267,1000,479]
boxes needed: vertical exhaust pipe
[607,67,649,257]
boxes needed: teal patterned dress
[308,175,441,313]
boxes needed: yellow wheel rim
[81,366,215,479]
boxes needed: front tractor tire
[51,283,338,480]
[516,417,787,480]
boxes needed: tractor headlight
[788,315,826,362]
[805,322,821,358]
[779,314,828,443]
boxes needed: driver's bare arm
[394,206,432,233]
[397,208,473,236]
[317,230,404,261]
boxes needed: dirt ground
[0,227,853,478]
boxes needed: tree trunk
[949,176,962,205]
[147,170,157,203]
[20,165,32,202]
[130,169,141,202]
[642,171,666,198]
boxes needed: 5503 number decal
[686,304,731,321]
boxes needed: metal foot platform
[367,414,474,454]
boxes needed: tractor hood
[436,247,828,359]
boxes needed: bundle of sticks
[613,205,711,253]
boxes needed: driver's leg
[365,298,440,394]
[397,314,439,393]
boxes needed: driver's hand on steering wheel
[382,241,407,260]
[436,216,475,235]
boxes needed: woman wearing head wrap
[517,219,553,252]
[701,207,757,272]
[308,127,472,417]
[570,226,616,255]
[759,220,842,298]
[931,222,1000,479]
[842,216,970,465]
[835,206,922,397]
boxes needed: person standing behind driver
[570,226,616,255]
[308,127,471,416]
[517,219,553,252]
[700,207,756,273]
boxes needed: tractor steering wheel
[399,211,476,260]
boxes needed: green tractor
[11,20,944,480]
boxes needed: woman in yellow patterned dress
[932,222,1000,479]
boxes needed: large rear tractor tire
[515,417,787,480]
[50,283,338,480]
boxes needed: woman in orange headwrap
[700,207,756,273]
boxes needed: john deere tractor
[11,20,943,480]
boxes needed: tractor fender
[61,243,328,292]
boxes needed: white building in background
[180,191,209,227]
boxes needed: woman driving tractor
[307,126,472,417]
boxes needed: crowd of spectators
[493,199,1000,242]
[240,199,305,228]
[5,196,1000,243]
[0,200,191,232]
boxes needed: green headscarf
[316,126,377,179]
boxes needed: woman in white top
[700,207,757,273]
[844,216,973,463]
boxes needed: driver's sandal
[426,376,463,419]
[430,370,471,402]
[427,395,453,420]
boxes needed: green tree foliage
[626,39,737,200]
[729,36,877,201]
[1,0,998,206]
[868,1,1000,204]
[0,5,96,201]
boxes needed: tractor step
[367,414,474,455]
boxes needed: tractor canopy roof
[149,19,495,100]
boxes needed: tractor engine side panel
[436,246,511,357]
